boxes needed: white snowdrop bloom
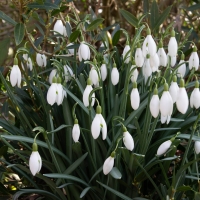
[103,155,114,175]
[122,44,131,63]
[177,54,186,78]
[49,69,58,84]
[53,19,64,36]
[159,83,173,124]
[123,127,134,151]
[22,54,33,71]
[78,42,90,61]
[130,82,140,110]
[56,83,64,105]
[135,44,144,67]
[64,65,74,82]
[190,81,200,109]
[101,63,107,81]
[150,88,160,118]
[36,53,47,67]
[194,141,200,154]
[168,29,178,57]
[67,43,75,55]
[89,66,99,86]
[157,140,172,156]
[10,63,21,87]
[29,143,42,176]
[189,46,199,71]
[111,65,119,85]
[91,105,107,140]
[167,54,176,67]
[130,65,139,82]
[72,119,80,143]
[157,41,167,67]
[169,76,179,103]
[142,28,157,57]
[143,54,152,84]
[150,53,160,72]
[176,79,189,114]
[83,78,95,107]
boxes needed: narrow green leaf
[14,23,25,45]
[80,187,91,198]
[186,3,200,11]
[153,6,172,30]
[27,2,59,10]
[0,11,17,25]
[176,185,192,192]
[48,124,72,134]
[150,0,159,29]
[143,0,149,15]
[86,18,104,31]
[69,30,80,42]
[0,38,10,66]
[120,9,138,27]
[112,30,121,46]
[66,21,72,37]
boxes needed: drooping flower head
[103,152,115,175]
[111,63,119,85]
[157,40,167,67]
[21,54,33,71]
[10,57,21,88]
[130,62,139,83]
[122,44,131,64]
[177,53,186,78]
[190,80,200,109]
[169,75,179,103]
[53,19,64,36]
[29,142,42,176]
[78,42,90,62]
[123,126,134,151]
[100,62,107,81]
[135,43,144,67]
[83,78,95,107]
[36,53,47,67]
[150,87,160,118]
[91,105,107,140]
[168,29,178,57]
[143,54,152,84]
[130,81,140,110]
[72,118,80,143]
[189,45,199,71]
[89,66,99,86]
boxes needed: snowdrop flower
[143,54,152,84]
[78,42,90,61]
[89,66,99,86]
[150,52,160,72]
[64,65,74,82]
[142,28,157,57]
[67,43,75,55]
[49,69,58,84]
[160,83,173,124]
[135,43,144,67]
[190,80,200,109]
[47,77,64,106]
[176,78,189,114]
[177,53,186,77]
[169,75,179,103]
[150,87,160,118]
[36,53,47,67]
[29,143,42,176]
[157,140,172,156]
[189,46,199,71]
[130,64,138,82]
[10,58,21,87]
[91,105,107,140]
[72,119,80,142]
[103,152,115,175]
[168,29,178,57]
[130,81,140,110]
[101,62,107,81]
[21,54,33,71]
[123,126,134,151]
[111,63,119,85]
[167,54,177,67]
[83,78,95,107]
[122,44,131,63]
[157,40,167,67]
[194,141,200,154]
[53,19,64,36]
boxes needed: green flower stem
[186,68,195,86]
[158,161,170,188]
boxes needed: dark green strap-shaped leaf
[143,0,149,15]
[112,30,121,46]
[187,3,200,11]
[120,9,138,27]
[153,6,172,30]
[0,38,10,66]
[86,18,104,31]
[14,23,25,45]
[0,11,17,25]
[80,187,91,198]
[27,2,59,10]
[150,0,159,29]
[69,30,80,42]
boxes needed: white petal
[89,67,99,86]
[72,124,80,142]
[176,88,189,114]
[157,48,167,67]
[29,151,42,176]
[130,66,139,82]
[195,141,200,154]
[10,65,18,87]
[101,64,107,81]
[16,65,21,88]
[36,53,43,67]
[111,68,119,85]
[91,115,101,139]
[150,95,160,118]
[78,46,82,62]
[56,84,63,105]
[49,69,57,84]
[168,37,178,57]
[47,83,57,105]
[103,156,114,175]
[161,115,167,124]
[157,140,172,155]
[130,88,140,110]
[64,65,73,82]
[177,60,186,77]
[42,54,47,67]
[123,131,134,151]
[122,45,131,63]
[150,53,159,72]
[147,35,157,57]
[53,20,64,35]
[169,82,179,103]
[83,85,95,107]
[135,48,144,67]
[80,43,90,60]
[190,88,200,109]
[27,58,33,71]
[99,114,107,140]
[189,52,199,71]
[160,91,173,116]
[67,43,75,55]
[143,58,152,77]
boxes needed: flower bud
[100,63,107,81]
[122,45,131,63]
[130,82,140,110]
[150,88,160,118]
[72,119,80,142]
[194,141,200,154]
[78,42,90,61]
[83,78,95,107]
[103,155,115,175]
[123,127,134,151]
[10,62,21,88]
[157,140,172,156]
[111,64,119,85]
